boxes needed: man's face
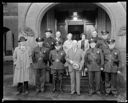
[56,32,61,38]
[102,34,108,39]
[108,43,115,49]
[37,42,43,47]
[46,32,51,38]
[90,42,96,48]
[82,35,85,40]
[67,34,72,40]
[92,32,97,37]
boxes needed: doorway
[68,25,84,41]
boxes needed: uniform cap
[45,28,52,33]
[36,37,44,42]
[89,38,97,43]
[101,30,109,35]
[107,39,115,44]
[18,36,27,42]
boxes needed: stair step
[45,83,89,93]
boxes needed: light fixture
[72,12,78,21]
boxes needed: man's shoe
[77,92,80,96]
[16,91,22,95]
[41,88,45,92]
[60,89,64,93]
[36,89,41,93]
[70,91,75,95]
[52,88,56,93]
[24,91,29,95]
[105,93,109,96]
[96,91,101,95]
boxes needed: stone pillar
[97,8,106,37]
[47,9,55,37]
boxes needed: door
[68,25,84,41]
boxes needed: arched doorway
[24,3,126,39]
[39,3,111,41]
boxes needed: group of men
[31,28,122,97]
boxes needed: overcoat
[13,46,32,86]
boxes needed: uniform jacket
[78,39,89,54]
[49,48,66,70]
[32,46,49,69]
[43,37,56,50]
[85,47,104,71]
[104,48,122,73]
[65,47,84,72]
[96,38,109,54]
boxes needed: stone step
[45,83,89,93]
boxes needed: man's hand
[117,70,121,74]
[70,60,74,64]
[101,68,103,71]
[85,68,88,71]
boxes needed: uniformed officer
[84,38,104,96]
[49,41,66,93]
[96,30,110,94]
[43,29,56,83]
[104,39,122,97]
[43,29,56,51]
[32,37,49,93]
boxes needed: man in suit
[49,41,66,93]
[32,37,49,93]
[85,38,104,96]
[66,40,84,96]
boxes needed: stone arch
[24,3,126,38]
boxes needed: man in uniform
[84,38,104,96]
[96,30,110,94]
[104,39,122,97]
[43,29,56,51]
[49,41,66,93]
[43,29,56,83]
[32,37,49,93]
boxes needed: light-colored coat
[66,47,84,72]
[63,40,73,54]
[13,46,32,86]
[65,47,85,93]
